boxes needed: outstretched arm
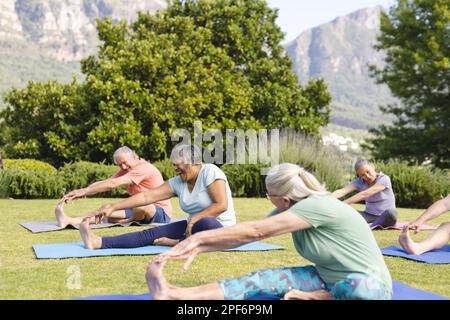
[62,175,133,201]
[332,184,358,199]
[409,195,450,229]
[157,211,312,270]
[89,182,175,222]
[344,183,386,205]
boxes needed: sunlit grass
[0,198,448,299]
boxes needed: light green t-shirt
[268,194,392,293]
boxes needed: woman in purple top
[332,160,397,228]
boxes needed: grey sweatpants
[359,208,398,228]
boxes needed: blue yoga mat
[391,281,449,300]
[77,293,152,300]
[33,241,285,259]
[75,281,448,300]
[381,245,450,264]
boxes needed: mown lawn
[0,198,448,299]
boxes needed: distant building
[322,133,360,153]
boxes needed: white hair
[265,163,328,202]
[113,146,137,164]
[170,144,202,164]
[354,159,373,171]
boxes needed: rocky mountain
[284,6,395,130]
[0,0,166,99]
[0,2,393,132]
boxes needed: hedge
[3,168,65,199]
[376,161,450,208]
[3,159,57,174]
[58,161,128,198]
[0,159,62,198]
[221,164,265,197]
[0,159,176,199]
[0,159,448,208]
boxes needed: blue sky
[266,0,396,42]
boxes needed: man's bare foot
[146,258,180,300]
[79,219,102,249]
[153,237,180,246]
[399,227,424,255]
[55,200,70,228]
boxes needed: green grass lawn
[0,198,449,299]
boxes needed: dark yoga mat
[371,222,437,231]
[20,218,186,233]
[75,281,449,300]
[381,245,450,264]
[33,241,286,259]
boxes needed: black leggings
[101,217,223,249]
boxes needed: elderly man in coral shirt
[55,146,172,227]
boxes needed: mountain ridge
[0,0,167,102]
[0,2,393,132]
[284,6,394,130]
[284,6,395,130]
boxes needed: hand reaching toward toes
[84,203,114,224]
[153,237,180,246]
[62,188,87,202]
[157,236,202,270]
[405,221,422,234]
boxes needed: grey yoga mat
[20,218,186,233]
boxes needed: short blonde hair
[265,163,328,202]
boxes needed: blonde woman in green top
[145,163,392,300]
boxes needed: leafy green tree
[81,13,256,161]
[366,0,449,168]
[162,0,331,131]
[1,0,331,165]
[1,80,94,166]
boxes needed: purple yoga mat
[371,222,437,230]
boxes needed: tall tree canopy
[367,0,449,168]
[1,0,331,166]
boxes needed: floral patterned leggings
[218,265,391,300]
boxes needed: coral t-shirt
[112,159,172,215]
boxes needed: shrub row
[376,161,450,208]
[221,164,265,197]
[0,169,64,199]
[3,159,57,174]
[0,159,176,199]
[277,130,351,191]
[0,158,448,208]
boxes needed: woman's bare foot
[153,237,180,246]
[399,227,424,255]
[55,200,70,228]
[79,219,102,249]
[146,258,180,300]
[283,289,331,300]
